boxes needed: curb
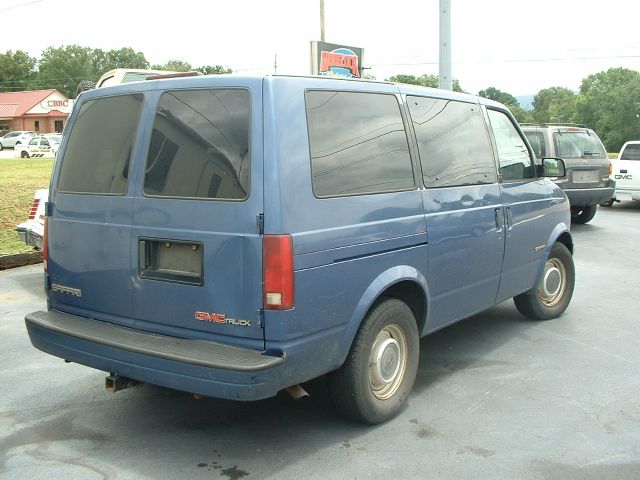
[0,251,43,270]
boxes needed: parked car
[0,130,36,150]
[601,140,640,205]
[15,189,47,249]
[75,68,183,97]
[25,75,574,424]
[15,134,62,158]
[521,124,614,224]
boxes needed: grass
[0,158,53,254]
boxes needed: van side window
[144,89,250,200]
[58,94,143,194]
[305,90,414,197]
[487,110,535,181]
[407,97,496,188]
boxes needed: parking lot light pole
[439,0,453,90]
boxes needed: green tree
[478,87,519,108]
[152,60,193,72]
[32,45,96,97]
[532,87,576,123]
[478,86,533,123]
[95,47,149,75]
[0,50,37,92]
[575,68,640,151]
[195,65,232,75]
[386,74,463,92]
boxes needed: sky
[2,0,640,102]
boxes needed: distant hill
[516,95,535,110]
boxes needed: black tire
[570,204,597,224]
[20,151,29,158]
[0,142,3,151]
[328,298,419,424]
[514,243,575,320]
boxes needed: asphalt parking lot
[1,204,639,480]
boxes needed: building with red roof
[0,89,72,134]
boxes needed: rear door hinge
[45,201,53,217]
[257,308,264,328]
[256,213,264,235]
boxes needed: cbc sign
[39,99,71,112]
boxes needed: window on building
[407,96,497,188]
[305,90,415,197]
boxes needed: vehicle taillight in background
[43,217,48,273]
[609,160,613,176]
[263,235,294,310]
[29,198,40,220]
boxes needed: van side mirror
[539,157,566,178]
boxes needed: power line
[0,0,43,12]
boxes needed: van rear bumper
[25,310,285,400]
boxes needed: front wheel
[20,151,29,158]
[328,298,419,424]
[571,204,597,224]
[514,243,575,320]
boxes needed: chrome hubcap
[539,258,566,307]
[369,324,407,400]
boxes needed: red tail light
[29,198,40,219]
[263,235,294,310]
[43,217,48,273]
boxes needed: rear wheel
[328,298,419,424]
[0,142,3,151]
[514,242,574,320]
[570,204,597,224]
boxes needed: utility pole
[320,0,325,41]
[439,0,452,90]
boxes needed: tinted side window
[524,131,546,158]
[58,94,143,194]
[487,110,535,181]
[306,90,414,197]
[407,96,497,188]
[621,144,640,160]
[144,89,250,200]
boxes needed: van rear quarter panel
[262,77,429,379]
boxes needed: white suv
[606,141,640,204]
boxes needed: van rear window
[58,94,143,194]
[143,89,250,200]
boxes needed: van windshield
[553,131,606,159]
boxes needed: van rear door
[48,93,144,325]
[130,82,265,345]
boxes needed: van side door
[406,95,504,329]
[485,108,555,302]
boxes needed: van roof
[83,73,510,110]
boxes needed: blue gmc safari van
[26,75,574,424]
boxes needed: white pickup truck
[607,141,640,204]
